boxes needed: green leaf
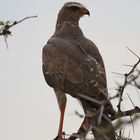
[0,20,5,25]
[6,21,11,25]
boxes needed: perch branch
[0,15,37,49]
[111,107,140,121]
[0,15,37,36]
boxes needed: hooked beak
[80,8,90,16]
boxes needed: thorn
[123,64,134,68]
[4,36,9,49]
[75,110,84,118]
[127,93,135,108]
[125,46,140,59]
[112,72,124,76]
[130,116,135,134]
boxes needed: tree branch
[111,107,140,121]
[117,47,140,111]
[0,15,37,49]
[0,15,37,36]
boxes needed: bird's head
[57,2,90,24]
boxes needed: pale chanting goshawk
[42,2,116,140]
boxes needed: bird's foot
[54,132,82,140]
[54,135,63,140]
[54,132,67,140]
[68,133,81,140]
[53,135,59,140]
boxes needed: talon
[54,135,63,140]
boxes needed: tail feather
[92,118,116,140]
[80,99,116,140]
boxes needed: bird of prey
[42,2,116,140]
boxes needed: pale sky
[0,0,140,140]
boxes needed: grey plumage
[42,2,116,140]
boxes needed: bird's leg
[58,100,66,139]
[54,89,67,140]
[77,117,89,136]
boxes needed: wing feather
[42,36,107,97]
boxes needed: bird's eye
[68,6,79,12]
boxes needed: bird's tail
[92,117,116,140]
[79,98,116,140]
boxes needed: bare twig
[75,110,84,118]
[134,81,140,89]
[123,64,134,68]
[117,47,140,111]
[112,72,125,77]
[0,16,37,36]
[127,93,135,108]
[125,46,140,59]
[111,107,140,121]
[109,93,119,100]
[8,15,38,29]
[129,116,135,134]
[0,15,37,36]
[0,15,38,48]
[117,74,128,111]
[4,35,8,49]
[78,94,105,105]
